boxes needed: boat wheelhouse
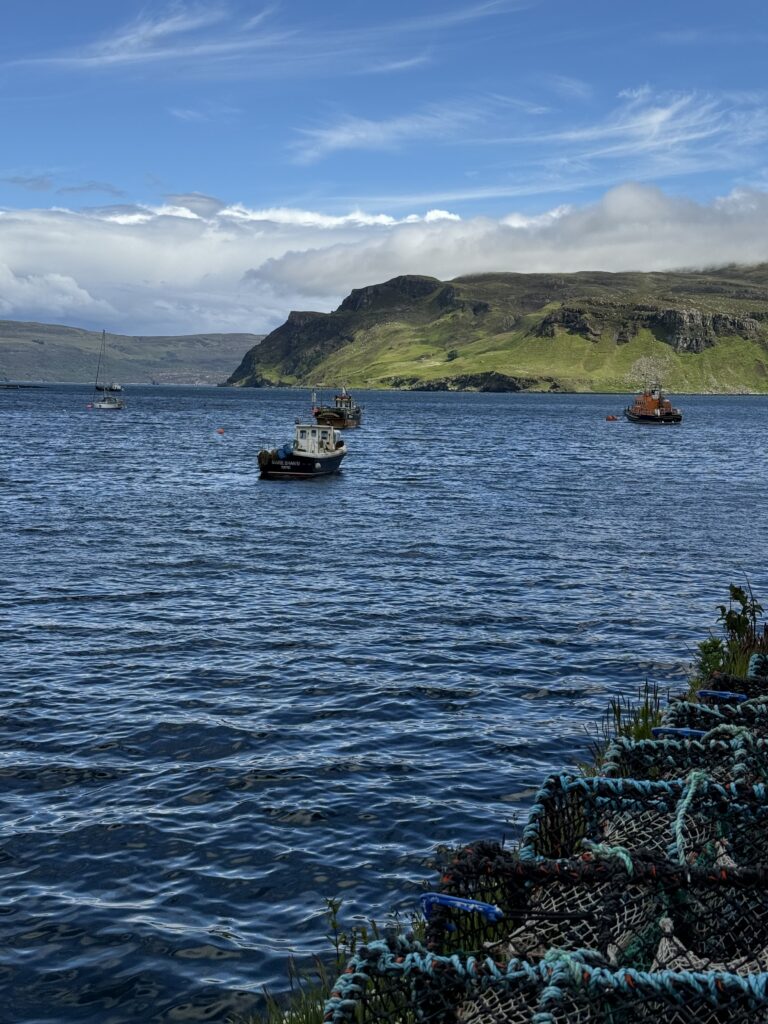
[624,386,682,424]
[257,422,347,479]
[312,386,362,429]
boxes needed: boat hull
[258,450,345,479]
[624,410,682,424]
[314,409,362,429]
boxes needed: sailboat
[89,330,125,410]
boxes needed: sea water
[2,385,767,1022]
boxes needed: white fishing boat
[257,422,346,479]
[89,330,125,410]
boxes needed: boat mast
[93,329,106,400]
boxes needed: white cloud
[3,185,768,335]
[0,261,112,316]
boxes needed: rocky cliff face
[536,303,764,352]
[338,275,440,312]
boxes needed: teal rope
[674,770,711,864]
[581,838,634,874]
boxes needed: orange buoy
[605,415,618,421]
[216,427,225,435]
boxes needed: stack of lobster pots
[324,654,768,1024]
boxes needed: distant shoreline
[4,380,768,396]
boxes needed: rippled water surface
[3,385,768,1022]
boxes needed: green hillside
[228,267,768,392]
[0,320,265,385]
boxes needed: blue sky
[1,0,768,333]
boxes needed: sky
[1,0,768,334]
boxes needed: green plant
[249,898,423,1024]
[581,680,664,775]
[692,583,768,682]
[257,957,333,1024]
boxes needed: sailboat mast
[93,329,106,398]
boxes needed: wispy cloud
[389,0,529,32]
[544,89,768,165]
[417,87,768,200]
[363,54,432,75]
[292,92,547,163]
[57,180,126,197]
[8,1,520,79]
[168,101,241,122]
[293,103,484,163]
[658,28,768,45]
[13,4,293,70]
[3,174,54,191]
[544,74,593,100]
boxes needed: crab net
[323,936,768,1024]
[600,728,768,784]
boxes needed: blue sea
[2,385,768,1023]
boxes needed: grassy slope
[0,320,264,384]
[285,323,768,393]
[230,266,768,392]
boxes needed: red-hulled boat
[624,386,682,424]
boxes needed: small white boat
[92,394,124,411]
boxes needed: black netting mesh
[427,842,768,973]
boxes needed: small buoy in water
[605,415,618,421]
[216,427,225,435]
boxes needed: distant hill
[0,320,265,385]
[227,266,768,393]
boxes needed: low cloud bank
[1,184,768,334]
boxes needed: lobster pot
[430,843,768,970]
[601,731,768,784]
[705,672,768,699]
[427,841,664,968]
[662,699,768,735]
[323,938,768,1024]
[519,774,768,867]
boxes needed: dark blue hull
[259,451,345,479]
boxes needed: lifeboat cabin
[312,387,362,429]
[624,386,682,424]
[258,423,347,479]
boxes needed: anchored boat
[89,330,125,410]
[257,422,347,479]
[312,386,362,429]
[624,386,682,424]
